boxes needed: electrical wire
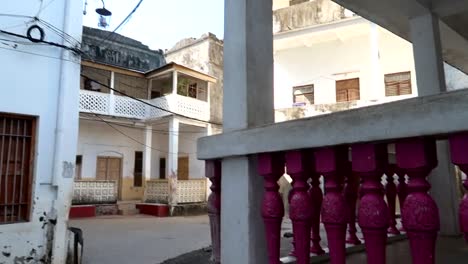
[92,113,195,155]
[0,45,80,64]
[80,73,222,126]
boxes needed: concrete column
[410,12,460,235]
[143,125,152,181]
[109,71,115,115]
[172,70,178,95]
[168,117,179,206]
[369,22,384,100]
[221,0,274,263]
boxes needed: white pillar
[221,0,273,263]
[143,125,152,181]
[172,70,178,95]
[109,71,115,115]
[369,22,384,100]
[410,12,459,235]
[168,117,179,206]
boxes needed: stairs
[117,200,141,215]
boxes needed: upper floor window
[293,85,314,106]
[385,72,412,97]
[177,78,208,102]
[336,78,360,102]
[0,113,35,224]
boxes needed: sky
[82,0,224,50]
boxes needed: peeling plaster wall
[0,1,82,263]
[165,34,224,125]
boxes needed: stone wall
[273,0,349,34]
[82,26,166,72]
[165,33,224,124]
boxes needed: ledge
[198,88,468,160]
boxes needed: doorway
[96,157,122,199]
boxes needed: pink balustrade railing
[203,132,468,264]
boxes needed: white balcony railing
[79,90,210,121]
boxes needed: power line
[97,0,144,46]
[92,113,195,155]
[80,73,222,125]
[0,45,80,64]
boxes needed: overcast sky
[82,0,224,50]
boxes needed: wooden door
[96,157,122,198]
[178,157,189,180]
[96,157,108,180]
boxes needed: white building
[74,28,219,212]
[0,1,82,263]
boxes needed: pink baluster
[309,171,326,254]
[385,164,400,235]
[286,150,312,264]
[206,160,221,263]
[352,143,389,264]
[258,152,285,264]
[315,147,347,264]
[395,167,407,232]
[343,161,361,245]
[449,133,468,242]
[396,139,440,264]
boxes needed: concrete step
[118,208,139,215]
[117,200,141,215]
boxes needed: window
[293,85,314,106]
[336,78,360,102]
[134,151,143,187]
[188,83,198,98]
[0,114,35,224]
[159,158,166,179]
[385,72,412,96]
[75,155,82,180]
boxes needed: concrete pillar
[172,70,178,95]
[369,23,384,100]
[168,117,179,206]
[143,125,152,181]
[409,13,460,235]
[109,71,115,115]
[221,0,274,263]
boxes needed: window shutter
[385,72,412,96]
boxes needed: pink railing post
[385,164,400,235]
[449,133,468,242]
[206,160,221,264]
[286,150,312,264]
[315,147,347,264]
[309,160,326,255]
[343,161,361,245]
[396,139,440,264]
[258,152,285,264]
[395,167,407,232]
[352,143,389,264]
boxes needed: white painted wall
[274,24,417,109]
[0,1,82,263]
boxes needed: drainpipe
[50,0,83,263]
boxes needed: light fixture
[96,0,112,28]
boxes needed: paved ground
[70,215,211,264]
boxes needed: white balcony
[79,90,210,121]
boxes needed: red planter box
[137,203,169,217]
[69,205,96,218]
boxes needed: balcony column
[448,133,468,242]
[143,125,152,181]
[315,146,348,264]
[109,71,115,115]
[410,12,459,235]
[172,70,178,95]
[258,152,285,264]
[352,143,388,264]
[220,0,274,263]
[167,117,179,208]
[206,160,222,263]
[384,164,400,235]
[396,139,440,264]
[343,161,361,245]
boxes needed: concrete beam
[198,88,468,160]
[432,0,468,17]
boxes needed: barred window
[0,114,35,224]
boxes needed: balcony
[79,90,210,121]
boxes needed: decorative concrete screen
[73,180,117,204]
[145,180,169,203]
[79,90,110,115]
[114,96,147,118]
[177,179,207,203]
